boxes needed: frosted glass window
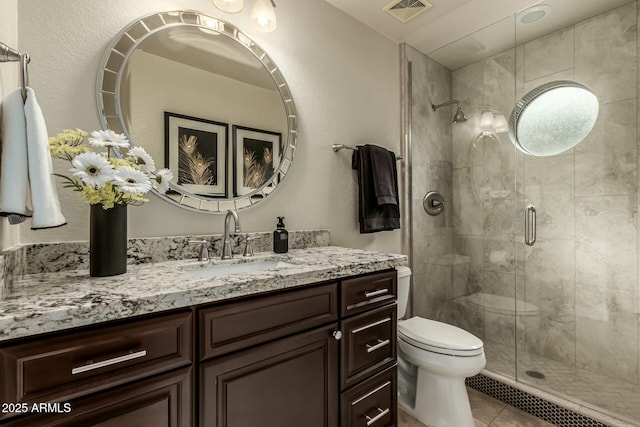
[508,81,599,156]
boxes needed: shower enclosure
[403,1,640,424]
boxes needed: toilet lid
[398,316,483,356]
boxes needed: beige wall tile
[576,292,638,383]
[524,155,575,239]
[453,167,484,235]
[483,198,515,237]
[575,2,637,104]
[575,98,637,197]
[484,237,516,274]
[523,27,575,83]
[575,195,638,291]
[483,48,516,117]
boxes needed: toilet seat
[398,316,483,357]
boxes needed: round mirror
[508,80,598,156]
[96,11,297,213]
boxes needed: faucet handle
[188,240,209,261]
[243,237,257,257]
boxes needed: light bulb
[251,0,277,33]
[212,0,243,14]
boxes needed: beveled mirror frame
[96,10,297,213]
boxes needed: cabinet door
[3,367,191,427]
[200,323,339,427]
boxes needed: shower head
[453,105,467,123]
[432,99,467,123]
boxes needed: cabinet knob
[332,330,343,341]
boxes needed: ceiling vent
[383,0,433,23]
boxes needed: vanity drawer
[199,282,338,360]
[341,270,397,317]
[341,365,397,427]
[0,310,192,417]
[341,304,396,390]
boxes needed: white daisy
[154,168,174,194]
[69,152,115,188]
[113,166,152,195]
[88,130,130,149]
[128,146,155,173]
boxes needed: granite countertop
[0,246,407,343]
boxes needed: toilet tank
[396,266,412,319]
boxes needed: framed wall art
[165,112,228,197]
[232,125,282,196]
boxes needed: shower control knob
[332,330,343,341]
[424,191,445,216]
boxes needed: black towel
[352,144,400,233]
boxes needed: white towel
[24,87,66,229]
[0,88,30,220]
[0,87,66,229]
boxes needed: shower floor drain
[526,370,546,379]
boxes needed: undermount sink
[185,260,294,278]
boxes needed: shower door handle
[524,205,536,246]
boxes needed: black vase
[90,204,127,277]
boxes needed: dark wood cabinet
[341,366,397,427]
[3,367,192,427]
[199,283,338,360]
[339,270,398,427]
[0,269,398,427]
[0,311,193,422]
[341,304,397,390]
[200,323,339,427]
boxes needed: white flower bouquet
[49,129,173,209]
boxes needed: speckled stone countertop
[0,246,407,343]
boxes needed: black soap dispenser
[273,216,289,253]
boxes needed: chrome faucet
[222,210,241,259]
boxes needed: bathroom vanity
[0,247,406,427]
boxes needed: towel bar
[332,144,403,161]
[0,42,30,102]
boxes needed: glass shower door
[514,2,640,422]
[426,15,519,379]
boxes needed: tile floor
[485,342,640,423]
[398,387,555,427]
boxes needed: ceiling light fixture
[517,4,551,25]
[212,0,243,14]
[251,0,277,33]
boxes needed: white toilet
[396,266,486,427]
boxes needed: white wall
[0,0,21,251]
[16,0,402,254]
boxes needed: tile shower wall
[402,45,454,321]
[447,1,639,387]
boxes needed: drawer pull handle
[366,339,390,353]
[364,289,388,298]
[351,317,390,334]
[352,381,392,405]
[71,350,147,375]
[366,407,390,426]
